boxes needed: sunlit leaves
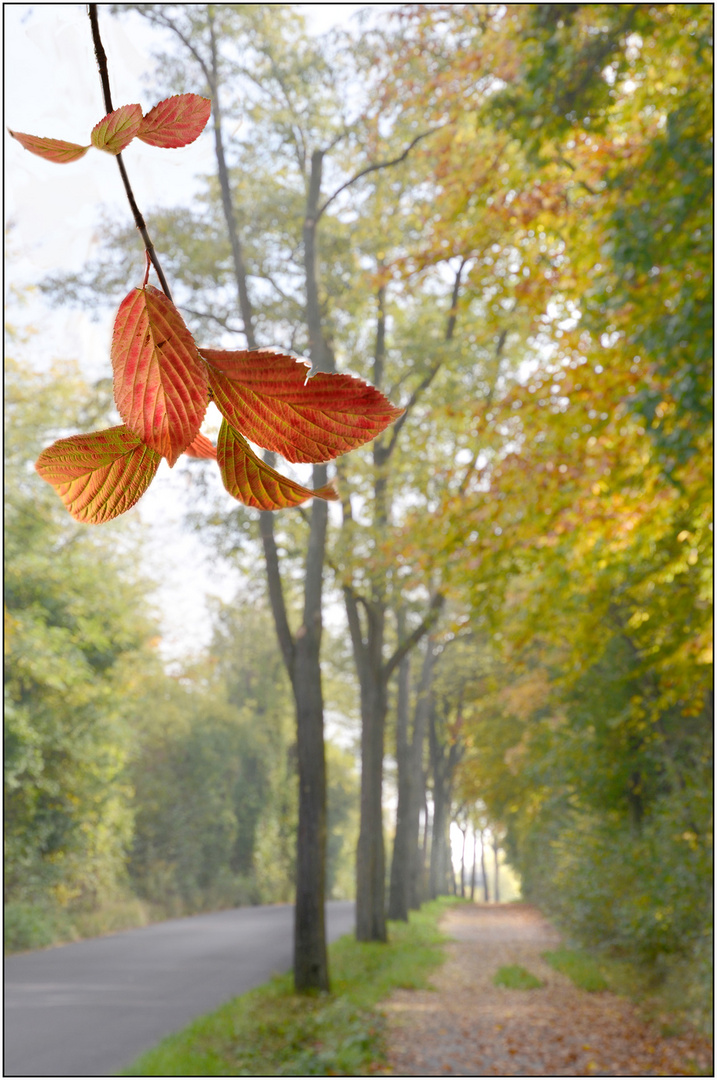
[111,285,208,466]
[201,348,404,463]
[217,421,338,511]
[7,130,90,163]
[10,94,211,164]
[91,103,143,155]
[35,425,161,523]
[19,81,402,519]
[138,94,211,148]
[37,283,401,518]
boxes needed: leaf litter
[378,904,712,1077]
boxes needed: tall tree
[125,1,341,990]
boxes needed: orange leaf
[184,433,217,459]
[8,129,90,163]
[217,421,338,510]
[201,348,404,463]
[111,285,208,467]
[138,94,211,148]
[35,426,160,523]
[91,103,143,155]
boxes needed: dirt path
[379,903,712,1077]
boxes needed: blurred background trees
[6,0,711,1029]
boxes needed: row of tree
[10,3,711,1018]
[5,344,478,946]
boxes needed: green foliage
[4,900,70,953]
[121,898,456,1076]
[127,683,270,912]
[542,948,608,992]
[125,601,360,915]
[493,965,544,990]
[5,352,156,911]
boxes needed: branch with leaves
[10,5,403,526]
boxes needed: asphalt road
[4,900,355,1077]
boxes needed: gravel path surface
[379,903,712,1077]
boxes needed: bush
[4,901,70,952]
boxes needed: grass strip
[542,947,609,992]
[120,897,461,1076]
[493,963,544,990]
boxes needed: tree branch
[457,326,508,495]
[317,126,443,221]
[384,257,467,460]
[258,509,295,678]
[384,592,444,683]
[88,5,173,301]
[183,307,243,333]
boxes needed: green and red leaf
[91,103,143,155]
[200,348,404,463]
[8,129,90,163]
[138,94,211,148]
[184,433,217,459]
[35,425,160,524]
[217,421,339,510]
[111,285,208,467]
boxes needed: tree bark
[206,9,257,349]
[409,639,437,908]
[480,828,489,902]
[208,48,330,991]
[346,284,444,942]
[493,839,500,904]
[387,641,411,921]
[459,823,467,899]
[428,706,448,899]
[350,595,389,941]
[428,705,462,898]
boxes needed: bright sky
[5,3,368,663]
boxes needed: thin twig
[88,4,173,301]
[317,126,444,221]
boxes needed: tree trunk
[255,144,334,992]
[408,638,437,908]
[470,830,477,902]
[459,824,467,899]
[428,718,448,899]
[421,792,431,900]
[207,12,256,349]
[352,600,389,942]
[493,839,500,904]
[480,828,489,902]
[387,644,411,921]
[291,491,329,989]
[345,287,443,941]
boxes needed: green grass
[493,964,544,990]
[542,948,609,992]
[120,897,461,1076]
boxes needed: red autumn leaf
[200,348,404,463]
[111,285,208,467]
[91,103,143,155]
[35,425,160,524]
[8,129,90,163]
[138,94,211,149]
[217,421,339,510]
[184,433,217,459]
